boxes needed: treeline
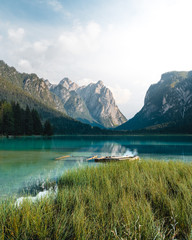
[49,117,129,135]
[0,101,53,136]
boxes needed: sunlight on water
[0,135,192,198]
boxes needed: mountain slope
[77,81,127,128]
[48,78,98,126]
[117,71,192,131]
[0,76,64,119]
[0,60,65,113]
[0,74,109,134]
[0,61,109,134]
[0,60,126,130]
[48,78,127,128]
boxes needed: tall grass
[1,160,192,239]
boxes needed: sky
[1,0,192,119]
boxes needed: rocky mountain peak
[118,70,192,131]
[50,77,127,128]
[96,80,104,86]
[59,77,79,91]
[44,79,55,89]
[76,80,127,128]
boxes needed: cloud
[77,78,95,86]
[47,0,63,12]
[18,59,32,73]
[58,21,101,54]
[86,22,101,39]
[43,0,71,17]
[108,85,131,105]
[8,28,25,42]
[33,40,50,53]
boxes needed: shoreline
[1,133,192,139]
[1,160,192,239]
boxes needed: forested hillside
[0,101,53,136]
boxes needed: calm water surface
[0,135,192,198]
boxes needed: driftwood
[86,155,98,161]
[94,156,140,162]
[55,155,70,160]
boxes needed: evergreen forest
[0,101,53,136]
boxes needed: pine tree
[1,102,14,135]
[43,120,53,136]
[31,109,43,135]
[24,106,33,135]
[12,102,22,135]
[0,101,3,134]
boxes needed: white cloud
[47,0,63,12]
[44,0,71,17]
[86,22,101,39]
[77,78,95,86]
[58,33,81,54]
[8,28,25,42]
[33,40,50,53]
[18,59,32,73]
[58,21,101,55]
[0,35,2,41]
[108,85,131,105]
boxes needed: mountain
[117,71,192,132]
[77,81,127,128]
[47,78,98,126]
[48,78,127,128]
[0,75,63,120]
[0,60,65,114]
[0,60,126,129]
[0,60,110,134]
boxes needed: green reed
[0,160,192,239]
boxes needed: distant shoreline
[1,133,192,138]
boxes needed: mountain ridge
[117,71,192,133]
[47,77,127,128]
[0,60,126,132]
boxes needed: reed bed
[0,160,192,240]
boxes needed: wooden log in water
[86,155,98,161]
[95,156,140,162]
[55,155,70,160]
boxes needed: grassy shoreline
[1,160,192,239]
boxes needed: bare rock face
[58,78,79,92]
[22,75,65,113]
[117,71,192,131]
[49,78,96,125]
[49,78,127,128]
[77,81,127,128]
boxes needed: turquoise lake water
[0,135,192,199]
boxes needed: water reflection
[0,135,192,198]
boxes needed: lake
[0,135,192,199]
